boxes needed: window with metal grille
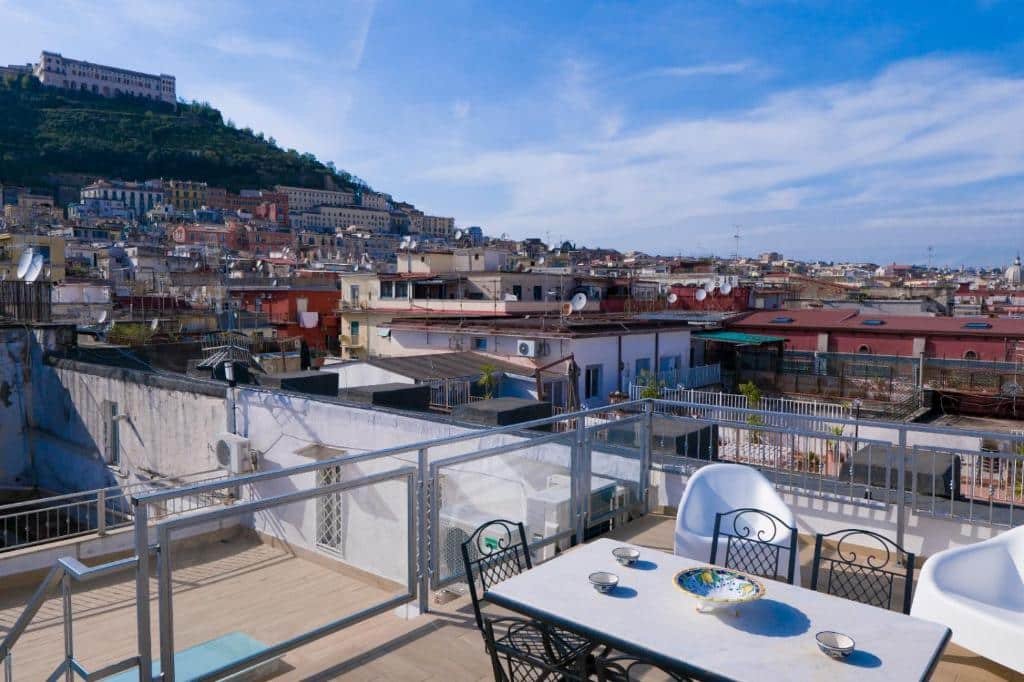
[316,465,344,554]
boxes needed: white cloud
[211,34,317,63]
[645,61,755,79]
[424,57,1024,260]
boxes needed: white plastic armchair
[673,463,801,584]
[911,526,1024,673]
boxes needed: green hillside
[0,75,360,195]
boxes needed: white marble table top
[485,538,950,681]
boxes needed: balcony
[0,397,1020,680]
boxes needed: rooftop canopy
[693,329,786,346]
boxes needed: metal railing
[0,470,229,553]
[2,397,1023,681]
[0,554,141,682]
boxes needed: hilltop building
[32,51,176,104]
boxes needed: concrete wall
[31,359,228,492]
[236,389,642,584]
[0,328,42,487]
[321,362,414,389]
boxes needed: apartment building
[33,51,176,104]
[383,316,694,407]
[0,232,67,281]
[420,215,455,238]
[2,193,60,226]
[358,190,391,211]
[81,179,164,216]
[165,180,208,211]
[291,205,391,233]
[274,185,355,213]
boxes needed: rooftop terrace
[0,516,1014,681]
[1,330,1022,680]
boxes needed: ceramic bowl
[589,571,620,594]
[674,566,766,612]
[612,547,640,567]
[815,631,856,659]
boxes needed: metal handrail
[0,554,142,681]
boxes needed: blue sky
[2,1,1023,265]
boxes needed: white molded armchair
[911,526,1024,673]
[674,463,801,584]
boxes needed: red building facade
[730,310,1024,361]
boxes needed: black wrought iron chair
[710,508,798,584]
[461,519,598,671]
[483,617,586,682]
[810,528,916,614]
[595,654,692,681]
[461,519,535,631]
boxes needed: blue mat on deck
[103,631,270,681]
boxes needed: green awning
[693,330,786,346]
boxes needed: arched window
[857,344,872,354]
[963,350,978,361]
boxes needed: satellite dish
[667,292,678,304]
[560,302,573,316]
[24,254,44,282]
[16,248,33,279]
[570,292,588,312]
[721,283,733,295]
[194,261,201,270]
[538,256,546,265]
[409,240,419,250]
[695,288,707,302]
[454,230,463,241]
[97,310,108,324]
[150,318,159,331]
[271,279,278,287]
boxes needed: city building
[0,232,67,281]
[274,185,355,213]
[81,179,164,217]
[382,315,696,407]
[420,215,456,238]
[729,309,1024,361]
[164,180,208,211]
[0,63,32,80]
[2,192,60,226]
[33,51,175,104]
[291,205,391,233]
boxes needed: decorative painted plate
[674,566,766,612]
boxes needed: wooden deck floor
[0,517,1018,681]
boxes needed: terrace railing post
[896,428,908,550]
[132,500,153,682]
[572,416,586,545]
[639,400,653,514]
[61,573,72,682]
[96,489,106,537]
[416,447,431,615]
[3,651,11,682]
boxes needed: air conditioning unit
[214,432,252,474]
[525,474,621,561]
[436,505,503,584]
[517,339,537,358]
